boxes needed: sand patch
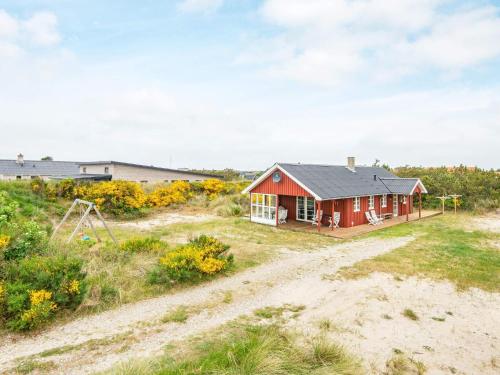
[472,214,500,233]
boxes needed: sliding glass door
[297,196,316,222]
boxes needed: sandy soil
[472,213,500,233]
[294,273,500,375]
[1,235,498,375]
[96,211,216,230]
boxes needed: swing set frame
[50,199,118,244]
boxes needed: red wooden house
[242,157,427,230]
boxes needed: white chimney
[16,153,24,166]
[347,156,355,171]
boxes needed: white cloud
[0,9,61,58]
[248,0,500,85]
[178,0,223,13]
[22,11,60,46]
[0,9,18,37]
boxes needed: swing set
[50,199,118,244]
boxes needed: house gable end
[247,167,314,197]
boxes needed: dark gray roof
[50,174,112,181]
[0,159,80,177]
[79,161,218,178]
[279,163,397,199]
[378,178,421,195]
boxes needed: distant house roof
[79,161,218,178]
[50,174,112,181]
[0,159,80,177]
[243,163,427,200]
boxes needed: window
[296,196,316,222]
[368,195,374,209]
[16,176,21,180]
[140,180,148,183]
[104,167,109,173]
[353,197,360,212]
[251,193,277,224]
[82,167,87,174]
[402,196,407,204]
[381,194,387,208]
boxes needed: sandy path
[0,236,412,373]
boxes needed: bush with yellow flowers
[201,179,228,200]
[1,254,87,331]
[147,181,192,207]
[74,180,148,216]
[148,235,233,285]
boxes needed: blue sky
[1,0,499,169]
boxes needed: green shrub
[120,237,167,253]
[394,165,499,211]
[1,254,87,331]
[2,221,48,261]
[0,191,19,226]
[148,235,233,286]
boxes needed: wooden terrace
[279,210,441,239]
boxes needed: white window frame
[402,195,407,204]
[381,194,387,208]
[353,197,360,212]
[250,193,277,225]
[296,196,316,222]
[368,195,375,209]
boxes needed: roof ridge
[278,162,385,168]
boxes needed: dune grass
[339,214,500,292]
[105,324,363,375]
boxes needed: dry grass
[402,309,419,321]
[385,353,426,375]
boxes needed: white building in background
[0,154,218,183]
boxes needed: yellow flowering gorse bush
[151,235,233,285]
[201,179,227,200]
[29,289,53,306]
[74,181,147,215]
[20,289,58,328]
[0,282,5,303]
[67,279,80,295]
[0,234,10,249]
[147,181,192,207]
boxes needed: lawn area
[339,214,500,292]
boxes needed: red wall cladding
[251,168,313,197]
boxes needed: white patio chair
[365,211,377,225]
[329,212,341,228]
[370,209,384,224]
[278,208,288,224]
[312,210,323,226]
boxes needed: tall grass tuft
[105,324,363,375]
